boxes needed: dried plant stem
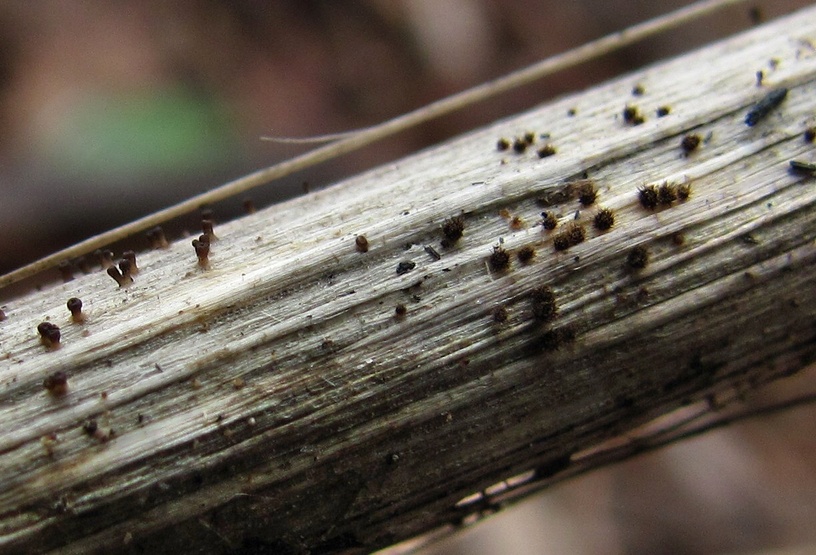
[0,0,747,290]
[1,5,816,554]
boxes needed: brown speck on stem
[107,266,133,288]
[681,134,701,155]
[242,197,256,214]
[441,216,465,248]
[517,245,536,264]
[541,212,558,231]
[67,298,85,323]
[355,235,369,253]
[593,208,615,231]
[488,246,511,272]
[638,185,659,210]
[492,305,508,324]
[0,309,6,321]
[146,226,169,250]
[43,370,68,395]
[83,420,98,436]
[672,232,686,246]
[627,245,650,270]
[395,304,407,317]
[576,181,598,206]
[37,322,61,350]
[58,261,74,283]
[122,251,139,275]
[531,286,557,322]
[193,236,211,269]
[509,215,525,230]
[537,144,556,158]
[623,105,644,125]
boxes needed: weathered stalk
[1,6,816,554]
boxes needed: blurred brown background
[0,1,815,554]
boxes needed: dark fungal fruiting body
[541,212,558,230]
[488,246,511,272]
[576,181,598,206]
[396,261,416,275]
[681,134,701,155]
[552,233,570,251]
[355,235,369,253]
[67,297,85,323]
[512,138,528,153]
[657,183,678,206]
[122,251,138,275]
[566,223,586,246]
[395,304,407,317]
[631,84,645,96]
[638,185,659,210]
[75,256,91,274]
[537,144,556,158]
[497,137,510,151]
[193,235,211,269]
[627,245,650,270]
[622,105,644,125]
[492,306,508,324]
[118,259,134,280]
[201,219,217,242]
[58,261,74,283]
[95,249,115,270]
[805,128,816,143]
[147,226,169,249]
[537,326,577,351]
[745,87,787,126]
[656,106,671,117]
[441,216,465,248]
[107,266,133,287]
[531,286,557,322]
[553,223,585,251]
[38,322,61,349]
[43,371,68,395]
[517,245,535,264]
[523,131,536,145]
[593,208,615,231]
[677,183,692,201]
